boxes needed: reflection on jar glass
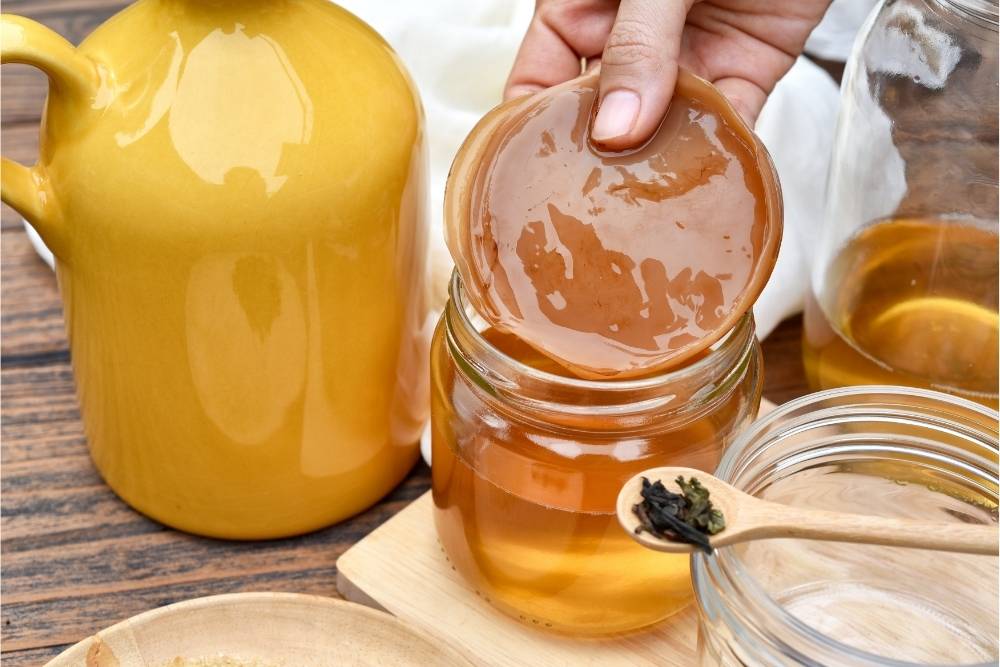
[694,386,999,666]
[431,273,762,635]
[805,0,999,407]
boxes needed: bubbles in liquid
[446,71,781,379]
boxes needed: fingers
[711,77,767,125]
[505,1,618,101]
[592,0,693,149]
[504,15,583,100]
[508,0,702,147]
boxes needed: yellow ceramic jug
[1,0,430,538]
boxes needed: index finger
[504,16,586,100]
[504,1,618,100]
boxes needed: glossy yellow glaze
[0,1,430,538]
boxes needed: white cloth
[806,0,880,61]
[752,57,841,337]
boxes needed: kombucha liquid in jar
[431,317,760,634]
[436,67,774,635]
[804,217,999,408]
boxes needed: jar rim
[443,270,760,429]
[696,386,999,666]
[446,269,754,392]
[938,0,999,26]
[716,385,999,479]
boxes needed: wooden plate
[45,592,472,667]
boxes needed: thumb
[592,0,692,150]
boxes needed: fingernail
[592,90,640,141]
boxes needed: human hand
[505,0,831,149]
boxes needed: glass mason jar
[431,273,762,635]
[694,386,999,666]
[804,0,999,408]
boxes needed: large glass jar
[804,0,999,408]
[431,273,762,635]
[694,386,999,666]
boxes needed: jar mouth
[444,270,758,426]
[714,385,999,480]
[696,386,999,667]
[447,270,754,391]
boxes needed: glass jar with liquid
[804,0,999,407]
[694,386,999,666]
[431,273,762,635]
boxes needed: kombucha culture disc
[445,71,782,379]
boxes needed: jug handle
[1,14,100,255]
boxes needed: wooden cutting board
[336,493,699,666]
[336,400,776,665]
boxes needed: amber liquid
[804,217,999,407]
[431,326,753,634]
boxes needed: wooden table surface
[0,1,811,663]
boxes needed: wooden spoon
[617,466,999,556]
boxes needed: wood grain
[1,231,67,355]
[2,124,42,231]
[0,1,814,663]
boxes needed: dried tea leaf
[676,476,726,535]
[633,476,726,554]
